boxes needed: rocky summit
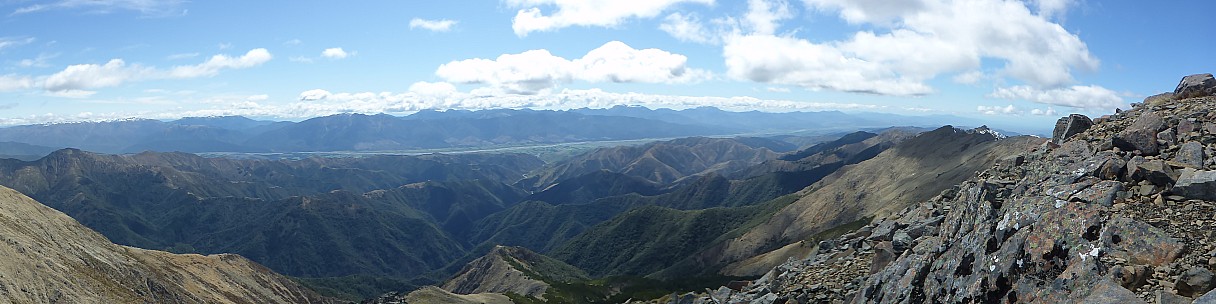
[662,76,1216,304]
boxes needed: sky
[0,0,1212,132]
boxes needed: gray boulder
[1175,73,1216,99]
[1173,169,1216,201]
[1175,141,1206,168]
[1177,266,1216,297]
[1054,114,1093,143]
[1114,112,1166,155]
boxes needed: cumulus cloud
[436,41,709,94]
[321,47,349,59]
[507,0,714,36]
[409,18,458,32]
[298,89,332,101]
[34,48,272,94]
[0,75,34,92]
[43,59,151,92]
[659,13,717,44]
[988,85,1126,110]
[724,34,933,96]
[168,48,272,78]
[1030,107,1058,116]
[12,0,189,16]
[977,104,1019,115]
[744,0,792,35]
[720,0,1099,97]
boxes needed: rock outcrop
[0,185,332,303]
[1055,114,1094,144]
[675,75,1216,303]
[1176,73,1216,99]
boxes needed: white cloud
[1030,107,1058,116]
[0,75,34,92]
[168,48,272,78]
[290,56,314,63]
[321,47,350,59]
[507,0,714,36]
[989,85,1126,110]
[436,41,709,94]
[744,0,792,36]
[298,89,332,101]
[17,53,58,68]
[1032,0,1074,20]
[0,37,35,50]
[766,87,791,93]
[977,104,1019,115]
[37,48,272,94]
[722,0,1098,96]
[246,94,269,101]
[724,34,932,96]
[11,0,186,16]
[409,18,458,32]
[659,13,717,44]
[408,81,458,97]
[44,59,151,92]
[952,70,986,84]
[284,39,302,45]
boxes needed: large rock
[1114,112,1166,155]
[1177,266,1216,297]
[1132,159,1178,186]
[1175,73,1216,99]
[1054,114,1093,143]
[1173,169,1216,201]
[1175,141,1206,168]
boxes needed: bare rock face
[1054,114,1093,144]
[0,186,333,304]
[1175,73,1216,99]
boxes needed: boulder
[1133,159,1178,186]
[1176,266,1216,297]
[1173,169,1216,201]
[1101,217,1184,266]
[1054,114,1093,143]
[1156,290,1191,304]
[1175,141,1206,168]
[1114,112,1166,155]
[1081,279,1147,304]
[1197,287,1216,304]
[1175,73,1216,99]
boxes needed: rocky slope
[692,125,1044,278]
[0,185,332,303]
[675,74,1216,303]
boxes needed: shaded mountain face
[0,150,541,281]
[0,185,333,304]
[442,245,589,299]
[520,136,787,190]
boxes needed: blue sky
[0,0,1212,132]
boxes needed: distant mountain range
[0,106,985,155]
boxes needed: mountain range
[0,106,987,155]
